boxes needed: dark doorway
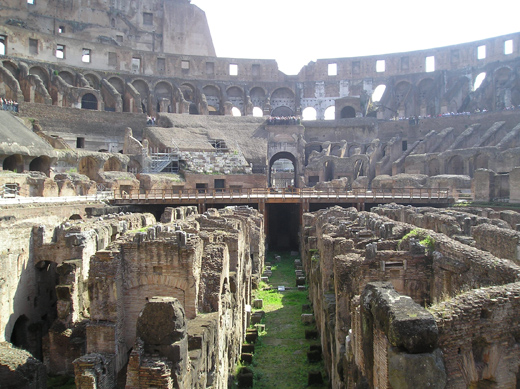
[267,204,299,251]
[340,106,356,118]
[81,93,97,110]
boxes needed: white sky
[191,0,520,75]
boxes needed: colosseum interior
[1,0,520,387]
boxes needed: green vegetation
[233,252,328,388]
[398,228,435,252]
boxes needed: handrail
[111,187,452,201]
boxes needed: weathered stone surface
[388,347,447,389]
[0,343,46,389]
[136,297,186,345]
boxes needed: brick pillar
[474,169,495,202]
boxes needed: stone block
[241,344,255,354]
[388,347,447,389]
[252,299,263,309]
[301,314,315,324]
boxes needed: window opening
[56,44,65,59]
[181,60,190,71]
[0,35,6,55]
[477,45,486,60]
[58,26,64,34]
[206,62,214,75]
[253,107,263,117]
[231,107,241,116]
[82,48,91,63]
[425,56,435,72]
[76,137,85,148]
[132,57,141,74]
[29,38,38,55]
[328,63,337,76]
[108,52,117,66]
[116,35,123,43]
[376,60,385,73]
[229,63,238,76]
[504,39,513,55]
[27,0,34,4]
[157,58,165,73]
[143,12,153,26]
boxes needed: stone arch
[29,66,49,87]
[81,93,98,110]
[128,159,141,174]
[154,81,174,113]
[393,81,413,116]
[270,87,295,114]
[348,144,362,157]
[78,156,100,181]
[108,76,125,94]
[302,106,317,121]
[203,84,221,114]
[330,145,342,157]
[352,156,367,178]
[474,153,489,170]
[180,82,196,106]
[58,71,74,86]
[2,61,18,78]
[417,77,436,116]
[250,86,266,109]
[269,151,297,188]
[9,314,29,350]
[271,106,294,116]
[84,73,101,90]
[132,79,150,114]
[3,154,24,173]
[340,106,356,118]
[29,156,51,176]
[446,155,464,175]
[103,157,121,172]
[324,106,336,120]
[494,66,513,109]
[227,86,244,114]
[428,158,441,176]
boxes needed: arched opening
[447,155,464,175]
[474,153,489,170]
[250,87,266,109]
[330,145,342,157]
[231,107,242,116]
[203,85,221,114]
[10,315,30,351]
[133,79,150,114]
[271,106,294,117]
[78,156,99,180]
[353,158,365,179]
[29,156,51,176]
[81,93,98,110]
[271,87,295,115]
[340,106,356,119]
[29,66,49,86]
[189,103,199,114]
[3,154,24,173]
[103,157,121,172]
[324,161,334,181]
[227,86,244,113]
[428,159,440,176]
[154,81,174,114]
[84,73,100,90]
[324,106,336,120]
[302,107,317,121]
[473,72,486,90]
[348,145,361,157]
[58,71,74,85]
[252,107,263,117]
[372,85,386,102]
[128,159,142,174]
[269,152,296,188]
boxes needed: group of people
[146,116,157,125]
[266,116,301,125]
[0,97,18,113]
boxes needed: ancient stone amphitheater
[1,0,520,387]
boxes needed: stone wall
[301,204,520,387]
[74,205,264,387]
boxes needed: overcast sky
[191,0,519,75]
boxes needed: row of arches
[2,155,51,176]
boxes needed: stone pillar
[474,169,495,202]
[510,167,520,204]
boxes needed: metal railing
[111,187,451,202]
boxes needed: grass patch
[237,251,328,388]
